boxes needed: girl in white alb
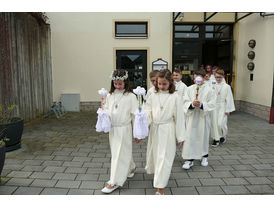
[137,69,185,195]
[101,69,138,194]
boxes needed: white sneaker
[101,185,119,194]
[182,161,194,170]
[201,157,208,167]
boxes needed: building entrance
[173,24,233,85]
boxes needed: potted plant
[0,129,9,178]
[0,104,24,152]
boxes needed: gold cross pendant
[115,104,118,109]
[160,106,163,110]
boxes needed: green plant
[0,128,9,145]
[0,104,17,124]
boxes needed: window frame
[115,21,148,39]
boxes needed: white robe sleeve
[183,87,194,115]
[225,85,235,113]
[202,88,216,112]
[130,94,138,126]
[130,94,138,115]
[143,94,152,126]
[174,94,186,142]
[104,94,111,111]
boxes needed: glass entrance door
[116,50,147,90]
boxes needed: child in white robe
[211,66,226,83]
[101,69,138,194]
[204,71,211,86]
[146,70,159,99]
[173,68,188,99]
[214,69,235,144]
[182,69,216,169]
[137,69,185,195]
[204,71,220,147]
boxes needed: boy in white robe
[146,70,159,99]
[101,69,138,194]
[182,69,216,169]
[204,72,211,86]
[214,69,235,144]
[173,68,188,99]
[137,69,185,195]
[211,66,226,83]
[204,71,220,147]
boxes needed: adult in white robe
[144,90,185,188]
[104,89,138,187]
[215,82,235,139]
[182,84,216,160]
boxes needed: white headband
[110,70,128,81]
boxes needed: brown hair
[149,70,159,78]
[109,69,132,94]
[155,69,175,94]
[194,69,206,77]
[215,68,225,77]
[173,68,182,75]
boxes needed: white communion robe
[175,81,187,99]
[144,90,185,188]
[206,80,220,141]
[104,89,138,186]
[182,84,216,160]
[175,80,187,140]
[215,82,235,138]
[146,86,155,99]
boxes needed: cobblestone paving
[1,111,274,195]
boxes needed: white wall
[235,14,274,107]
[47,12,171,102]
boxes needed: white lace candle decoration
[96,88,111,133]
[133,86,149,139]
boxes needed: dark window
[174,25,199,39]
[205,25,231,39]
[115,22,148,38]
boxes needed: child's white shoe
[201,157,208,167]
[182,161,194,170]
[127,168,136,178]
[155,191,164,195]
[101,185,119,194]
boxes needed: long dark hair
[109,69,132,94]
[155,69,175,94]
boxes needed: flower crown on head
[110,70,129,81]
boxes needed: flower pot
[0,118,24,152]
[0,141,5,177]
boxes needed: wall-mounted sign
[152,58,168,70]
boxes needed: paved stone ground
[1,111,274,195]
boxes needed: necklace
[113,92,124,109]
[158,92,170,111]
